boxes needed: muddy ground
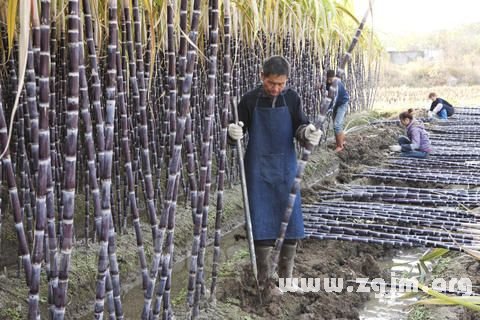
[1,111,479,319]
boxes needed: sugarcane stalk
[54,0,81,317]
[0,84,32,287]
[151,2,181,318]
[82,0,105,240]
[115,37,149,317]
[210,0,231,300]
[192,0,220,313]
[94,0,120,317]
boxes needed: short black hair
[262,56,290,77]
[326,69,335,78]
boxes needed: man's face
[261,73,288,97]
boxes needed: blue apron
[244,93,304,240]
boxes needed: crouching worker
[428,92,455,120]
[390,108,431,158]
[228,56,322,296]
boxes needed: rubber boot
[254,245,283,297]
[335,132,345,152]
[278,244,304,293]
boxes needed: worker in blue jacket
[326,69,350,152]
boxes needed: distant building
[388,49,444,65]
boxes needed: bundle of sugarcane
[305,232,466,251]
[315,184,480,207]
[303,202,480,250]
[452,107,480,116]
[430,126,480,134]
[429,145,480,153]
[386,157,480,170]
[355,167,480,186]
[306,218,480,242]
[304,201,477,220]
[430,139,480,148]
[431,120,480,126]
[305,226,478,248]
[430,133,480,143]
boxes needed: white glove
[228,121,244,140]
[427,111,433,118]
[304,124,322,146]
[389,145,401,152]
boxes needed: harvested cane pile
[305,106,480,250]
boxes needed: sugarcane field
[2,0,480,319]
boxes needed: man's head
[428,92,437,101]
[260,56,290,97]
[326,69,336,85]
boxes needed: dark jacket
[430,98,454,116]
[237,86,309,137]
[406,120,431,153]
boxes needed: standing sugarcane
[115,38,149,318]
[27,0,52,316]
[210,0,232,300]
[54,0,81,317]
[94,0,120,317]
[150,2,182,319]
[0,84,32,287]
[192,0,220,313]
[82,0,106,239]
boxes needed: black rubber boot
[255,245,283,297]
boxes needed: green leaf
[417,283,480,312]
[420,248,449,262]
[415,296,480,305]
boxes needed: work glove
[228,121,244,140]
[304,124,322,146]
[427,111,434,119]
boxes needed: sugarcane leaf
[417,283,480,311]
[7,0,18,56]
[143,0,152,12]
[415,296,480,306]
[420,248,449,262]
[418,261,430,275]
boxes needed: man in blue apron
[228,56,322,295]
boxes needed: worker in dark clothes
[428,92,455,120]
[326,69,350,152]
[228,56,322,295]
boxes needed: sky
[354,0,480,36]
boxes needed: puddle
[360,248,430,320]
